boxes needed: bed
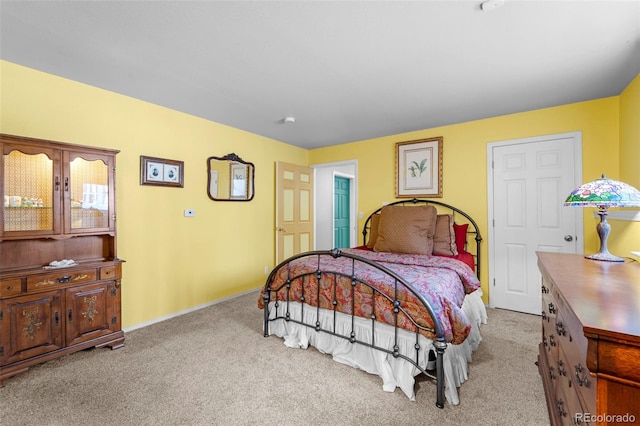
[259,199,486,408]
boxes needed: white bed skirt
[265,289,487,405]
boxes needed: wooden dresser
[537,252,640,425]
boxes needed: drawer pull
[548,302,556,314]
[57,276,72,283]
[549,335,556,347]
[542,311,547,321]
[574,364,591,387]
[555,321,566,336]
[556,398,567,417]
[557,360,566,376]
[541,284,549,294]
[68,309,73,323]
[55,311,59,326]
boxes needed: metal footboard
[262,248,448,409]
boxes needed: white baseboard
[123,286,261,333]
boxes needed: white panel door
[490,133,581,315]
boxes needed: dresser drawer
[27,269,97,292]
[558,345,595,418]
[555,376,593,426]
[100,265,118,280]
[0,279,22,298]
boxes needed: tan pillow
[373,205,437,255]
[366,214,380,249]
[433,214,458,256]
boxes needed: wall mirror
[207,153,255,201]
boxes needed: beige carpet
[0,290,549,426]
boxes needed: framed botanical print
[395,137,443,198]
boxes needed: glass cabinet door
[65,153,113,233]
[3,146,59,235]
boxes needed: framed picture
[395,137,443,198]
[230,163,249,199]
[140,156,184,188]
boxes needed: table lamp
[564,174,640,262]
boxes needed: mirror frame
[207,153,255,202]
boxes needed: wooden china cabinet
[0,133,124,385]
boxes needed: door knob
[564,235,573,242]
[277,227,286,233]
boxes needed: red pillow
[453,223,469,254]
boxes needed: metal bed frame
[262,199,482,408]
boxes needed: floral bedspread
[259,249,481,344]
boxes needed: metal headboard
[362,198,482,279]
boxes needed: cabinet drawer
[559,345,596,418]
[27,269,97,291]
[0,279,22,298]
[100,266,118,280]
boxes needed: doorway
[275,161,314,264]
[312,160,358,250]
[487,132,583,315]
[334,176,351,249]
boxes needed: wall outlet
[184,209,195,217]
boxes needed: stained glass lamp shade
[564,174,640,262]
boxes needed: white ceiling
[1,1,639,149]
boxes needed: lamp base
[584,207,625,262]
[585,252,625,262]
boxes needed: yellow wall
[613,73,640,256]
[2,59,636,323]
[620,73,640,188]
[0,60,308,327]
[310,97,621,300]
